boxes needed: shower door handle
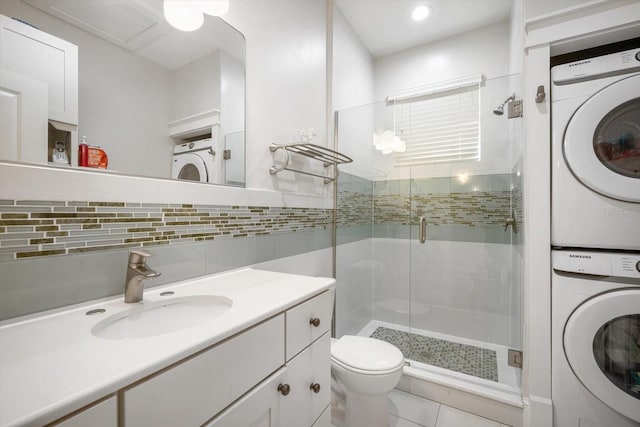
[419,216,427,244]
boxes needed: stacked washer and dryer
[551,41,640,427]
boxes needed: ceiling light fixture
[163,0,204,32]
[411,5,431,21]
[163,0,229,32]
[192,0,230,17]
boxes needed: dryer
[552,250,640,427]
[551,46,640,251]
[171,138,220,184]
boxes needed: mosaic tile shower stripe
[375,192,512,227]
[371,326,498,382]
[337,190,372,227]
[0,200,332,259]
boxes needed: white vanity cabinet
[123,314,286,427]
[0,14,78,125]
[206,290,333,427]
[122,289,334,427]
[50,396,117,427]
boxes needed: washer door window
[564,73,640,202]
[173,153,208,183]
[564,289,640,422]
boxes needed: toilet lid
[331,336,404,372]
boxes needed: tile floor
[332,389,511,427]
[387,389,512,427]
[331,389,509,427]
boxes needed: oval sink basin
[92,295,232,339]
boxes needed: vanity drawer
[50,396,116,427]
[122,314,285,427]
[286,290,333,361]
[279,332,331,426]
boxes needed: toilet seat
[331,336,404,374]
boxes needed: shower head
[493,93,516,116]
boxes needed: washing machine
[551,45,640,251]
[171,138,220,183]
[552,249,640,427]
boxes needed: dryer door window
[564,73,640,202]
[593,314,640,400]
[594,99,640,179]
[564,289,640,422]
[172,153,208,183]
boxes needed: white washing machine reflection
[171,138,221,184]
[552,250,640,427]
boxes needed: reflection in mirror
[0,0,245,187]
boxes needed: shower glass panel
[335,74,523,394]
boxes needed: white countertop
[0,268,335,427]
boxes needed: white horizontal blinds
[391,83,481,167]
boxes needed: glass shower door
[403,74,523,392]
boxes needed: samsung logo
[569,254,591,259]
[569,60,591,67]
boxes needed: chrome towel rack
[269,142,353,184]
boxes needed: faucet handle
[128,249,153,264]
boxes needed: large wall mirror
[0,0,245,187]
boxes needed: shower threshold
[358,321,522,398]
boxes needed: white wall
[332,4,376,179]
[223,0,329,196]
[372,21,513,180]
[172,50,222,121]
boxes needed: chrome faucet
[124,249,161,303]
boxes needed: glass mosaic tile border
[370,326,498,382]
[0,200,332,260]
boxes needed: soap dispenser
[78,135,89,167]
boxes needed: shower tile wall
[0,199,332,320]
[373,174,514,244]
[336,173,373,244]
[337,172,520,346]
[335,173,375,336]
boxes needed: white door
[564,289,640,422]
[563,73,640,202]
[172,153,208,182]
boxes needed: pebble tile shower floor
[370,326,498,382]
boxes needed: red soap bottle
[78,135,89,167]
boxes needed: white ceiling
[335,0,513,58]
[23,0,245,69]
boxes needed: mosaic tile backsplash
[0,200,332,260]
[371,326,498,382]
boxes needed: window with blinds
[390,80,481,167]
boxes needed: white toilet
[330,335,404,427]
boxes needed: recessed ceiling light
[411,5,431,21]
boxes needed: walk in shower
[334,74,524,395]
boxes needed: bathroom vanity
[0,269,335,427]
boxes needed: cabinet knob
[277,383,291,396]
[310,317,320,327]
[310,383,321,393]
